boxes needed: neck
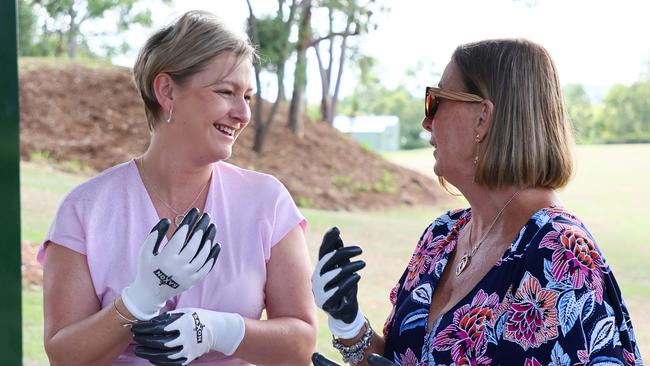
[139,133,213,206]
[463,185,558,239]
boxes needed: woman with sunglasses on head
[312,39,642,365]
[40,10,316,365]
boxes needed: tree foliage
[564,68,650,144]
[19,0,169,58]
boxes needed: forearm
[234,316,317,366]
[45,297,133,366]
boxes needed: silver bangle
[332,318,373,364]
[113,298,140,328]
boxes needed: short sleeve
[268,179,306,250]
[37,196,87,264]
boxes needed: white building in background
[332,115,400,152]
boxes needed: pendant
[174,214,185,226]
[456,254,470,276]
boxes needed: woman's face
[422,61,481,185]
[167,52,253,163]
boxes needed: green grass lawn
[22,144,649,363]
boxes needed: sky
[112,0,650,103]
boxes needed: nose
[230,97,251,125]
[422,116,432,132]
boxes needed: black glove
[131,306,246,366]
[311,227,366,338]
[311,352,395,366]
[132,312,186,365]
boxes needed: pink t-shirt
[39,159,306,365]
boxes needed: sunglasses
[425,86,484,118]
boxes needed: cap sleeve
[37,195,87,264]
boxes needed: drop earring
[166,105,174,124]
[473,133,481,165]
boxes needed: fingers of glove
[318,227,343,259]
[131,313,184,335]
[314,251,335,279]
[322,273,360,309]
[173,208,200,240]
[190,223,216,265]
[311,352,341,366]
[134,345,186,365]
[368,354,396,366]
[311,267,340,308]
[323,260,366,292]
[199,242,221,273]
[147,219,171,256]
[320,246,363,275]
[164,209,200,256]
[178,218,208,265]
[133,333,180,350]
[180,212,210,257]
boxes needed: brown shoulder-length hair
[133,10,256,131]
[453,38,574,190]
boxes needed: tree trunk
[66,2,78,58]
[328,20,352,125]
[288,0,311,137]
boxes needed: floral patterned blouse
[382,206,643,366]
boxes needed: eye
[244,95,252,104]
[216,89,234,96]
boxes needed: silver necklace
[455,190,522,276]
[139,157,211,226]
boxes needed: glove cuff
[208,312,246,356]
[121,286,162,321]
[328,310,365,339]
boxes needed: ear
[152,73,176,112]
[475,99,494,141]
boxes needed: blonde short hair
[453,38,574,190]
[133,10,256,131]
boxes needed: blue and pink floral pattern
[382,207,643,365]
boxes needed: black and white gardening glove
[131,308,245,365]
[312,227,366,339]
[312,352,395,366]
[122,208,220,320]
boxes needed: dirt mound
[19,64,442,210]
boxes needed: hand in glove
[131,308,245,366]
[122,208,220,320]
[311,352,395,366]
[312,227,366,339]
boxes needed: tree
[311,0,386,125]
[18,0,38,55]
[247,0,299,153]
[600,81,650,143]
[564,84,596,143]
[25,0,169,58]
[288,0,312,137]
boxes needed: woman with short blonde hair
[42,11,316,366]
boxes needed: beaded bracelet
[113,298,140,328]
[332,318,373,364]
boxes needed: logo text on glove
[153,269,180,289]
[192,312,205,343]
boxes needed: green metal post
[0,0,23,365]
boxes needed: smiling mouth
[214,123,235,137]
